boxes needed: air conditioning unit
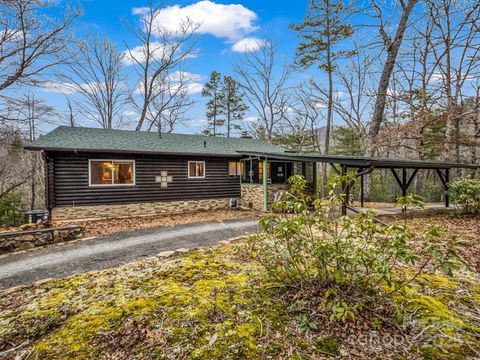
[229,198,238,209]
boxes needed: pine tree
[222,76,248,138]
[290,0,354,195]
[290,0,354,155]
[202,71,224,136]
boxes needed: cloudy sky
[33,0,314,135]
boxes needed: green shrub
[248,175,464,307]
[0,191,25,226]
[449,177,480,215]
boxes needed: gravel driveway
[0,218,260,290]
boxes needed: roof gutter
[24,146,243,159]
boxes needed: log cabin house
[26,126,310,221]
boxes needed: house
[26,126,313,221]
[27,126,478,222]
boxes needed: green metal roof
[25,126,286,157]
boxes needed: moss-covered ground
[0,219,479,359]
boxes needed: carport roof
[237,151,480,169]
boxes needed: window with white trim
[89,160,135,186]
[188,161,205,178]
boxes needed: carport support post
[445,168,450,208]
[341,165,347,216]
[360,173,365,207]
[402,169,407,198]
[263,158,268,212]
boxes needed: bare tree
[234,41,292,141]
[66,98,76,127]
[332,41,376,147]
[56,35,129,129]
[145,68,195,135]
[124,0,199,131]
[366,0,418,156]
[282,83,324,152]
[0,0,80,93]
[0,94,56,209]
[425,0,480,162]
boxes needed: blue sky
[33,0,315,135]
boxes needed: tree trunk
[322,69,334,197]
[366,0,418,157]
[136,103,148,131]
[227,103,231,138]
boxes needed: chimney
[204,140,207,147]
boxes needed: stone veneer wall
[52,198,232,221]
[0,225,83,254]
[240,183,289,211]
[293,161,314,183]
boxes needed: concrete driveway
[0,219,260,290]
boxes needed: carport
[237,151,480,214]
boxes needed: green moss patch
[1,245,479,359]
[392,272,480,359]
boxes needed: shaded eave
[24,145,243,159]
[237,151,480,169]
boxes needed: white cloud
[133,71,204,96]
[122,110,137,118]
[133,1,258,42]
[171,70,202,83]
[333,91,349,99]
[184,118,208,128]
[314,101,327,109]
[243,116,259,122]
[231,37,266,53]
[185,82,204,95]
[41,81,78,95]
[123,41,197,66]
[42,80,129,96]
[170,71,203,94]
[431,72,444,83]
[431,71,474,83]
[123,42,177,65]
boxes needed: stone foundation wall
[0,225,83,254]
[293,161,314,183]
[240,183,289,211]
[52,198,233,221]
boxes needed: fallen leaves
[392,214,480,272]
[60,209,261,238]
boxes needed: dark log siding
[43,152,55,209]
[47,151,241,207]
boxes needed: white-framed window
[89,160,135,187]
[188,161,205,179]
[228,161,244,176]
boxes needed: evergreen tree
[290,0,354,156]
[202,71,224,136]
[331,126,362,156]
[222,76,248,137]
[290,0,354,195]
